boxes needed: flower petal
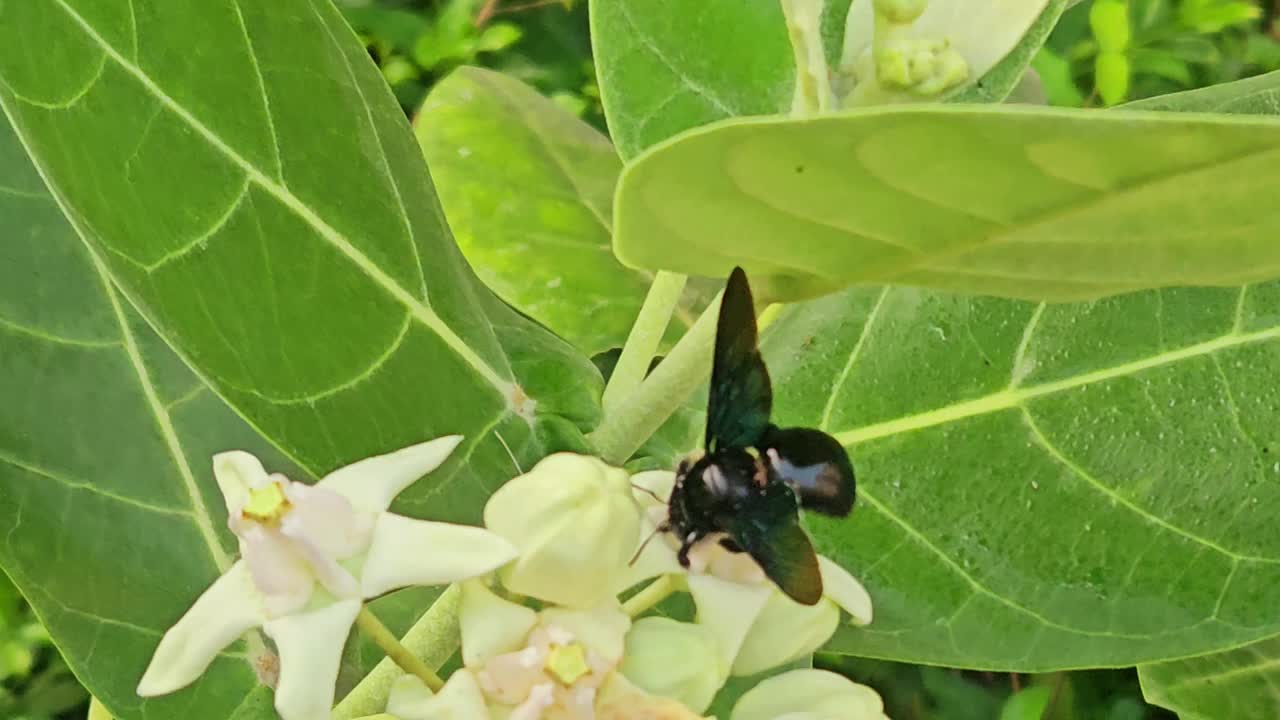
[319,436,464,513]
[137,561,265,697]
[387,672,489,720]
[612,519,682,595]
[459,580,538,668]
[730,669,888,720]
[361,515,518,598]
[540,603,631,665]
[630,470,675,508]
[597,674,709,719]
[261,599,361,720]
[212,451,271,515]
[818,556,873,625]
[686,575,771,671]
[731,594,839,676]
[241,525,315,617]
[620,617,723,713]
[281,482,370,559]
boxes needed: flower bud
[485,453,641,608]
[620,618,725,713]
[731,594,839,677]
[873,0,927,23]
[730,669,888,720]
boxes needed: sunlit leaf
[614,106,1280,302]
[765,281,1280,668]
[1140,635,1280,720]
[414,66,696,355]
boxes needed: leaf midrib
[48,0,516,402]
[831,321,1280,446]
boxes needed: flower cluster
[137,442,886,719]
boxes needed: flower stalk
[355,607,445,693]
[622,575,679,618]
[601,270,687,416]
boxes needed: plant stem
[589,291,722,465]
[356,608,444,692]
[622,575,678,617]
[333,586,463,718]
[601,271,687,416]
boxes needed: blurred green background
[10,1,1280,718]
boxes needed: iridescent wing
[706,267,772,451]
[763,426,857,516]
[728,480,823,605]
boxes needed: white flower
[484,453,641,608]
[623,471,872,675]
[838,0,1052,105]
[730,669,889,720]
[136,437,518,720]
[457,579,630,719]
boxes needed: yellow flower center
[545,643,591,686]
[242,482,292,525]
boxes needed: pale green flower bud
[620,618,725,713]
[485,453,641,608]
[873,0,926,23]
[731,669,889,720]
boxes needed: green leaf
[414,66,695,355]
[764,280,1280,669]
[588,0,795,159]
[1000,686,1052,720]
[0,0,602,532]
[0,117,295,718]
[1140,636,1280,720]
[614,105,1280,303]
[1123,69,1280,115]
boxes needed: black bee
[663,266,856,605]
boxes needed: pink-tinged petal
[280,482,370,559]
[361,516,517,598]
[686,575,771,672]
[211,451,271,516]
[459,580,538,668]
[319,436,464,513]
[261,599,361,720]
[818,556,873,626]
[240,526,315,617]
[137,561,265,697]
[278,518,361,601]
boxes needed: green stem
[589,291,723,465]
[601,271,687,416]
[333,586,463,718]
[356,607,444,692]
[623,575,679,617]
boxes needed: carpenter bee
[663,267,855,605]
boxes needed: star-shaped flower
[137,436,518,720]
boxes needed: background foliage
[2,0,1279,718]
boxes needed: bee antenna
[628,523,666,566]
[631,483,665,504]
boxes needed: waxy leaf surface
[0,0,602,530]
[414,66,694,356]
[1140,635,1280,720]
[615,106,1280,302]
[764,281,1280,669]
[0,117,292,720]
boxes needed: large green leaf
[614,105,1280,303]
[1124,70,1280,115]
[0,0,601,529]
[413,66,695,356]
[0,118,300,719]
[1140,636,1280,719]
[762,281,1280,670]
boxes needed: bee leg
[677,530,703,568]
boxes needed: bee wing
[729,481,823,605]
[707,267,772,451]
[763,427,856,517]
